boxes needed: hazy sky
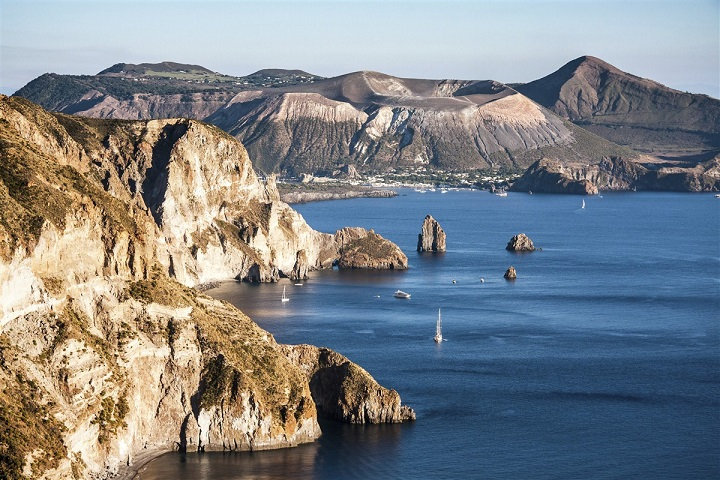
[1,0,718,97]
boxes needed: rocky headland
[510,156,720,194]
[0,95,413,479]
[334,228,408,270]
[417,215,447,252]
[280,345,416,424]
[278,183,398,204]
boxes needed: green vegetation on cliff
[0,338,67,480]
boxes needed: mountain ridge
[13,56,720,190]
[515,56,720,157]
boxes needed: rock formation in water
[504,266,517,280]
[0,95,412,479]
[506,234,535,252]
[334,228,408,270]
[417,215,447,252]
[280,345,416,424]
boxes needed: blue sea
[139,190,720,479]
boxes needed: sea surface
[140,190,720,479]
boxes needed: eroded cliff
[0,96,413,479]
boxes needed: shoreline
[280,187,398,204]
[114,447,170,480]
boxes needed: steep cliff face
[0,96,413,479]
[280,345,415,424]
[510,156,720,193]
[0,96,403,288]
[1,276,321,479]
[417,215,446,253]
[509,159,600,195]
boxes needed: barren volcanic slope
[14,62,323,121]
[206,71,583,173]
[515,56,720,160]
[15,57,720,188]
[15,62,632,174]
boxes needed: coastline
[280,187,398,204]
[114,447,170,480]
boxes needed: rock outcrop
[510,159,599,195]
[280,345,415,424]
[279,186,397,204]
[334,228,408,270]
[504,266,517,280]
[417,215,447,252]
[0,95,412,479]
[511,156,720,193]
[506,234,535,252]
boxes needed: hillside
[13,57,720,191]
[14,62,324,119]
[515,56,720,159]
[0,95,413,478]
[15,62,634,175]
[207,71,583,173]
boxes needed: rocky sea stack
[504,266,518,280]
[0,95,413,479]
[506,233,535,252]
[335,228,408,269]
[417,215,447,252]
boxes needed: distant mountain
[14,61,324,118]
[15,63,627,173]
[515,56,720,158]
[13,58,720,191]
[98,61,215,75]
[206,71,589,173]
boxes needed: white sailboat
[581,199,586,209]
[434,308,443,343]
[281,286,289,302]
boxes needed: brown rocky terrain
[14,58,720,192]
[0,95,413,479]
[510,156,720,194]
[515,56,720,159]
[206,72,574,174]
[280,345,416,424]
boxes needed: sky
[1,0,718,97]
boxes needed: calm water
[140,191,720,479]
